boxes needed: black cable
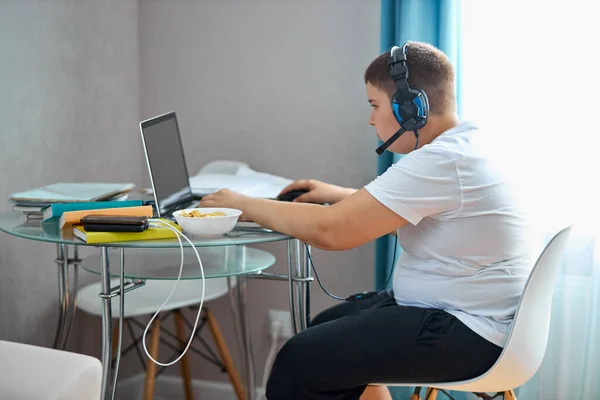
[414,129,420,150]
[305,246,344,300]
[305,236,398,302]
[304,131,414,302]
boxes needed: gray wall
[138,0,380,384]
[1,0,380,388]
[0,0,142,355]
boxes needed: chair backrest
[471,226,572,390]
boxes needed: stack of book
[9,182,136,220]
[9,182,183,244]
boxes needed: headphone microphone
[375,43,430,155]
[375,127,406,155]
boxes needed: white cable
[257,322,282,400]
[142,218,206,367]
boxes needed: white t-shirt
[365,121,535,348]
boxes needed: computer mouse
[277,189,309,202]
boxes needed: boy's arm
[200,188,407,250]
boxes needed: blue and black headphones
[375,43,430,155]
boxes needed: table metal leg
[61,245,81,349]
[53,244,82,350]
[53,244,69,349]
[235,275,255,400]
[227,276,246,383]
[294,240,310,332]
[303,244,312,328]
[110,248,125,400]
[100,247,113,400]
[287,239,311,334]
[287,241,299,335]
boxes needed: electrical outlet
[268,309,294,340]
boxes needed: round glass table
[0,211,312,400]
[0,209,291,248]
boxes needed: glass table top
[80,246,275,280]
[0,211,291,248]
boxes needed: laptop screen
[140,112,194,216]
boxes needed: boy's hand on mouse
[279,179,357,204]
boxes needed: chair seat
[0,340,101,400]
[77,277,235,318]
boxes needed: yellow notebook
[59,205,154,228]
[72,219,181,244]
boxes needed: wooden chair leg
[503,390,517,400]
[410,386,422,400]
[360,385,392,400]
[204,308,245,400]
[174,310,194,400]
[143,318,161,400]
[425,387,438,400]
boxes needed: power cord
[257,321,283,400]
[142,219,206,366]
[305,236,398,302]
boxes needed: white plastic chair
[0,339,102,400]
[381,226,573,400]
[77,277,243,400]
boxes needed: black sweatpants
[266,290,502,400]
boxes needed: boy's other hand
[278,179,356,204]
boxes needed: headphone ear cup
[391,96,403,124]
[410,88,429,129]
[409,89,425,116]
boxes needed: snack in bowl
[180,210,226,218]
[173,207,242,237]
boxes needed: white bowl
[173,207,242,237]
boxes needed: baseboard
[116,373,263,400]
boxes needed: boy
[200,41,533,400]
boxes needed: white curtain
[461,1,600,398]
[514,225,600,398]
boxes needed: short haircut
[364,41,456,114]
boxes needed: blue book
[42,200,144,221]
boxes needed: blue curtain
[375,1,464,399]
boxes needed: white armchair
[0,340,101,400]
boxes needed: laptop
[140,111,201,218]
[140,111,277,231]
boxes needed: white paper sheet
[188,167,293,199]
